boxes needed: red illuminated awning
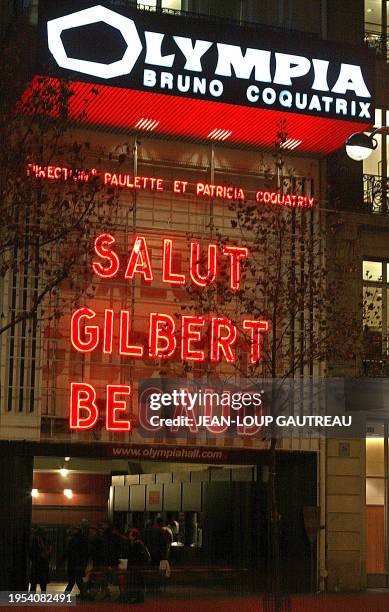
[24,76,371,155]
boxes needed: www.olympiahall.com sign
[39,0,374,122]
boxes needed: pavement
[74,593,389,612]
[6,584,389,611]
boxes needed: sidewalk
[73,592,389,611]
[8,588,389,612]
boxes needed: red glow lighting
[222,245,249,291]
[22,77,371,155]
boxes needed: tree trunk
[263,437,291,612]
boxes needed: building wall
[326,439,366,591]
[32,472,111,525]
[0,129,321,447]
[324,208,389,590]
[327,0,364,44]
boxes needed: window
[363,260,388,359]
[137,0,183,10]
[365,0,387,33]
[365,0,389,59]
[162,0,182,8]
[187,0,322,32]
[363,109,389,214]
[186,0,241,21]
[363,108,389,178]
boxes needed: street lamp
[345,126,389,161]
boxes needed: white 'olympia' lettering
[172,37,213,71]
[47,4,371,100]
[215,44,272,82]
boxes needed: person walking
[64,527,89,597]
[149,517,172,581]
[86,526,109,600]
[118,528,151,603]
[149,517,169,565]
[29,528,52,593]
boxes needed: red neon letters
[162,239,185,285]
[149,313,177,358]
[210,317,237,363]
[69,233,269,432]
[70,382,133,431]
[106,385,132,432]
[119,311,144,357]
[93,234,248,291]
[92,233,120,278]
[124,236,154,282]
[190,243,218,287]
[181,315,205,361]
[69,382,98,430]
[243,320,269,363]
[222,245,249,291]
[256,191,315,208]
[27,164,317,208]
[70,308,268,364]
[71,307,99,352]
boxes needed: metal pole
[128,137,138,416]
[382,129,388,214]
[385,421,388,585]
[382,0,387,58]
[210,143,215,235]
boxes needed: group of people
[29,517,175,602]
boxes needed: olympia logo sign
[47,4,372,119]
[48,5,143,79]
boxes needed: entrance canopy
[27,77,370,155]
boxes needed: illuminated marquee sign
[27,164,316,208]
[69,233,269,431]
[39,1,374,122]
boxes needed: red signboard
[23,77,371,155]
[33,2,374,154]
